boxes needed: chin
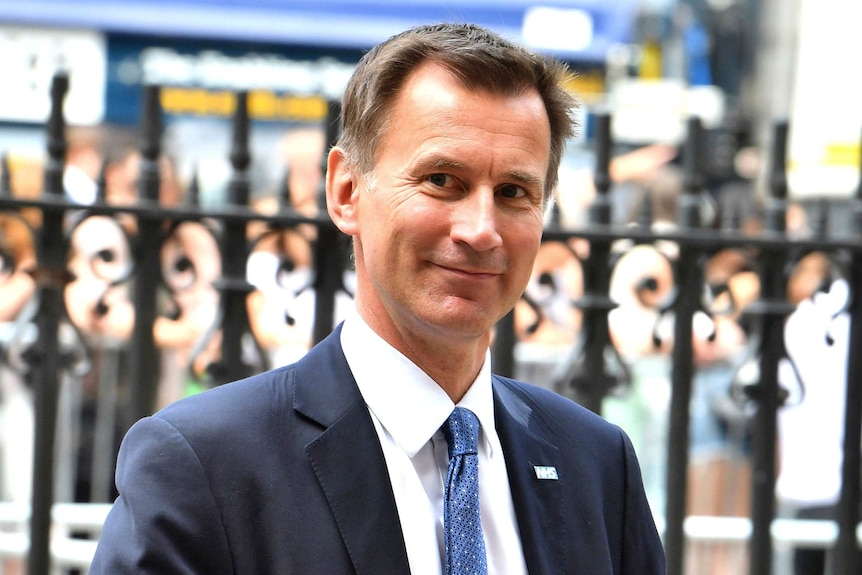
[421,310,495,341]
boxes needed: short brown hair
[337,22,579,200]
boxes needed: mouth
[433,262,502,279]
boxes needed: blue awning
[0,0,638,63]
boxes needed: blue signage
[105,34,362,125]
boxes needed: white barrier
[0,502,111,573]
[0,506,859,573]
[652,514,862,546]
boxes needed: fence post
[748,119,792,575]
[214,91,255,384]
[491,310,516,379]
[552,112,618,414]
[125,85,163,428]
[0,154,10,195]
[835,128,862,574]
[664,116,705,575]
[27,72,70,575]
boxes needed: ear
[325,146,360,236]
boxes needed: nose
[450,190,503,252]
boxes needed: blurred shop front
[0,0,646,208]
[103,34,359,205]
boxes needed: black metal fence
[1,73,861,575]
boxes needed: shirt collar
[340,310,496,458]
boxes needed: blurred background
[0,1,861,574]
[0,0,858,208]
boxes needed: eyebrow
[431,158,464,171]
[503,170,543,188]
[429,158,544,188]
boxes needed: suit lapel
[295,328,410,575]
[493,377,569,575]
[293,331,571,574]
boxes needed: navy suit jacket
[91,326,665,574]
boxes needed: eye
[428,173,451,187]
[498,184,526,199]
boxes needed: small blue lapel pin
[533,465,558,480]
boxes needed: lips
[433,261,503,277]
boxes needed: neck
[356,303,490,403]
[401,335,488,403]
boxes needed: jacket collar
[493,376,568,575]
[295,326,411,575]
[293,329,568,575]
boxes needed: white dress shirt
[341,311,528,575]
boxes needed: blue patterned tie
[441,407,488,575]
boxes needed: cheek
[508,228,544,279]
[508,219,544,255]
[395,201,451,242]
[360,204,426,267]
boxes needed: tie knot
[442,407,480,458]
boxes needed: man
[91,23,665,574]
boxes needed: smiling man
[328,60,550,403]
[91,23,665,575]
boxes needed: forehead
[380,62,551,164]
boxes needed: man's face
[338,62,551,346]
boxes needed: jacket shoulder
[492,375,622,438]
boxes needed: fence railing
[1,73,861,575]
